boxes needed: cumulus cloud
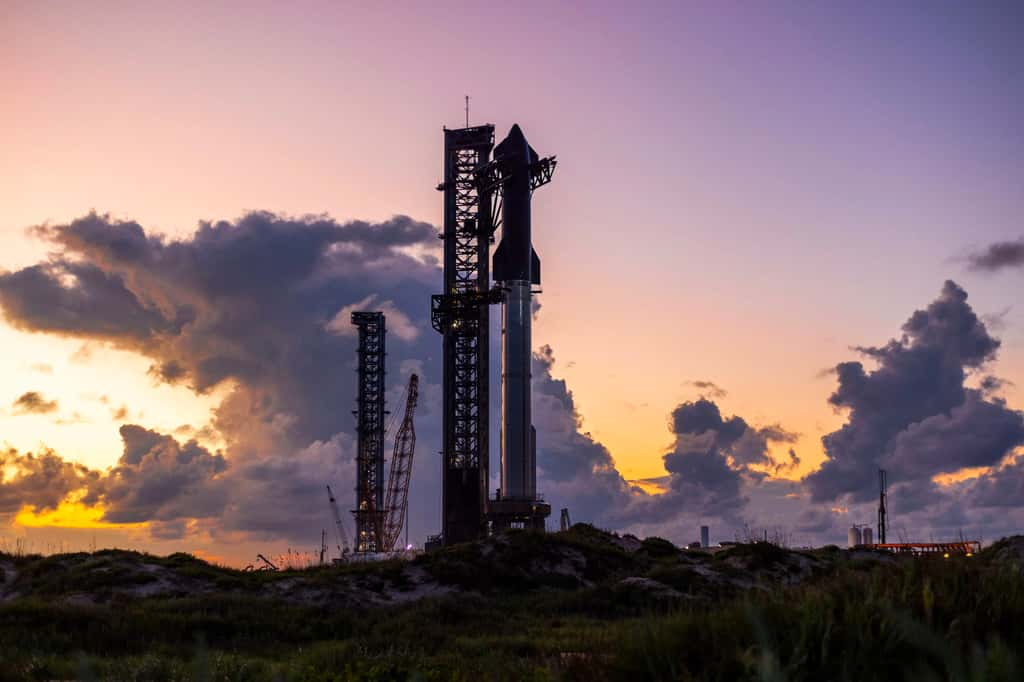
[0,447,99,516]
[11,391,59,415]
[966,238,1024,272]
[88,425,228,524]
[655,399,799,521]
[805,280,1024,506]
[325,293,420,342]
[5,211,797,547]
[532,345,638,522]
[0,211,443,544]
[9,212,1014,551]
[529,348,803,538]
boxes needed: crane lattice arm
[326,485,351,557]
[382,374,419,552]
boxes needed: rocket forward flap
[493,242,540,284]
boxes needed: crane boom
[326,485,351,558]
[381,374,419,552]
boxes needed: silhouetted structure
[381,374,419,552]
[481,124,554,532]
[432,125,498,545]
[352,311,386,553]
[877,468,888,545]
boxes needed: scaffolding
[352,311,386,553]
[431,125,495,546]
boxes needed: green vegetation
[0,528,1021,681]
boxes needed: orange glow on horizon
[14,502,148,530]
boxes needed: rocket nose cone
[507,123,526,143]
[497,124,533,163]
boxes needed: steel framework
[352,311,386,553]
[381,373,419,552]
[877,468,888,545]
[431,125,495,545]
[868,541,980,557]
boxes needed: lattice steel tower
[431,125,497,545]
[352,311,386,553]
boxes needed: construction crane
[381,374,419,552]
[326,485,352,559]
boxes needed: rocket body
[493,124,541,500]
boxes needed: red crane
[381,374,419,552]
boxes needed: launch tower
[352,311,386,552]
[431,125,498,545]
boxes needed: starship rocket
[492,124,543,501]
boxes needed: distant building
[700,525,710,548]
[848,526,863,548]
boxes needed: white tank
[848,526,862,548]
[862,527,873,546]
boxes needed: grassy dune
[0,528,1021,681]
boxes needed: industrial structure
[346,311,422,556]
[351,312,387,553]
[844,472,978,556]
[877,468,888,545]
[431,125,498,545]
[381,374,420,552]
[870,541,980,557]
[432,122,555,544]
[326,485,351,559]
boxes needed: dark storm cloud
[606,399,802,531]
[0,210,815,547]
[672,399,748,449]
[530,350,803,534]
[0,447,99,515]
[0,211,443,543]
[90,425,228,524]
[966,238,1024,272]
[532,346,638,523]
[670,399,798,471]
[968,456,1024,508]
[1,211,439,449]
[804,281,1022,503]
[0,262,186,343]
[12,391,59,415]
[884,392,1024,480]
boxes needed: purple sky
[1,2,1022,560]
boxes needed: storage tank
[848,526,862,548]
[700,525,710,548]
[862,526,873,546]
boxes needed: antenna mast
[877,468,888,544]
[465,95,470,127]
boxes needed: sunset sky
[2,2,1022,563]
